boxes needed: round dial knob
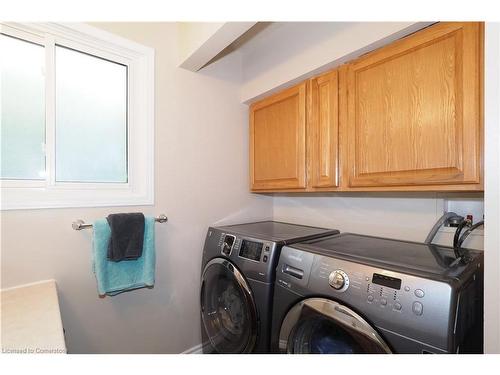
[329,270,346,290]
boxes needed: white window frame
[0,22,154,210]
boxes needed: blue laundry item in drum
[292,316,363,354]
[310,334,355,354]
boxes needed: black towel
[106,213,145,262]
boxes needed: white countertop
[1,280,67,354]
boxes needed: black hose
[425,212,463,244]
[453,219,469,248]
[457,221,484,249]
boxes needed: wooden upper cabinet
[248,22,483,193]
[346,22,483,188]
[250,83,307,190]
[308,69,339,188]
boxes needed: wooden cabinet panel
[347,22,483,188]
[250,83,307,190]
[308,70,339,188]
[248,22,483,193]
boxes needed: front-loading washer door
[280,298,392,354]
[201,258,258,353]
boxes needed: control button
[412,301,424,316]
[380,298,387,306]
[365,276,370,281]
[394,302,402,311]
[367,295,374,302]
[264,245,270,252]
[414,289,425,298]
[404,286,410,292]
[263,255,268,263]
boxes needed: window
[55,46,128,183]
[1,34,45,180]
[0,23,154,209]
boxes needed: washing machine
[200,221,339,353]
[271,233,483,354]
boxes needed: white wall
[0,22,273,354]
[239,22,433,103]
[177,22,256,71]
[177,22,224,64]
[484,22,500,354]
[273,194,484,250]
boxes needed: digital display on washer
[372,273,402,290]
[239,240,263,261]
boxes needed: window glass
[55,45,127,183]
[0,34,45,180]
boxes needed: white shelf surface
[1,279,67,354]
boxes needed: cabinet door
[308,70,339,188]
[347,22,483,188]
[250,83,307,190]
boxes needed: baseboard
[182,342,209,354]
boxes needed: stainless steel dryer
[200,221,339,353]
[271,233,483,354]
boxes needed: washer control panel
[313,259,437,319]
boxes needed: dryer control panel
[217,232,273,264]
[276,246,454,351]
[203,229,277,283]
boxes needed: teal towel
[92,217,155,296]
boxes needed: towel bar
[72,214,168,230]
